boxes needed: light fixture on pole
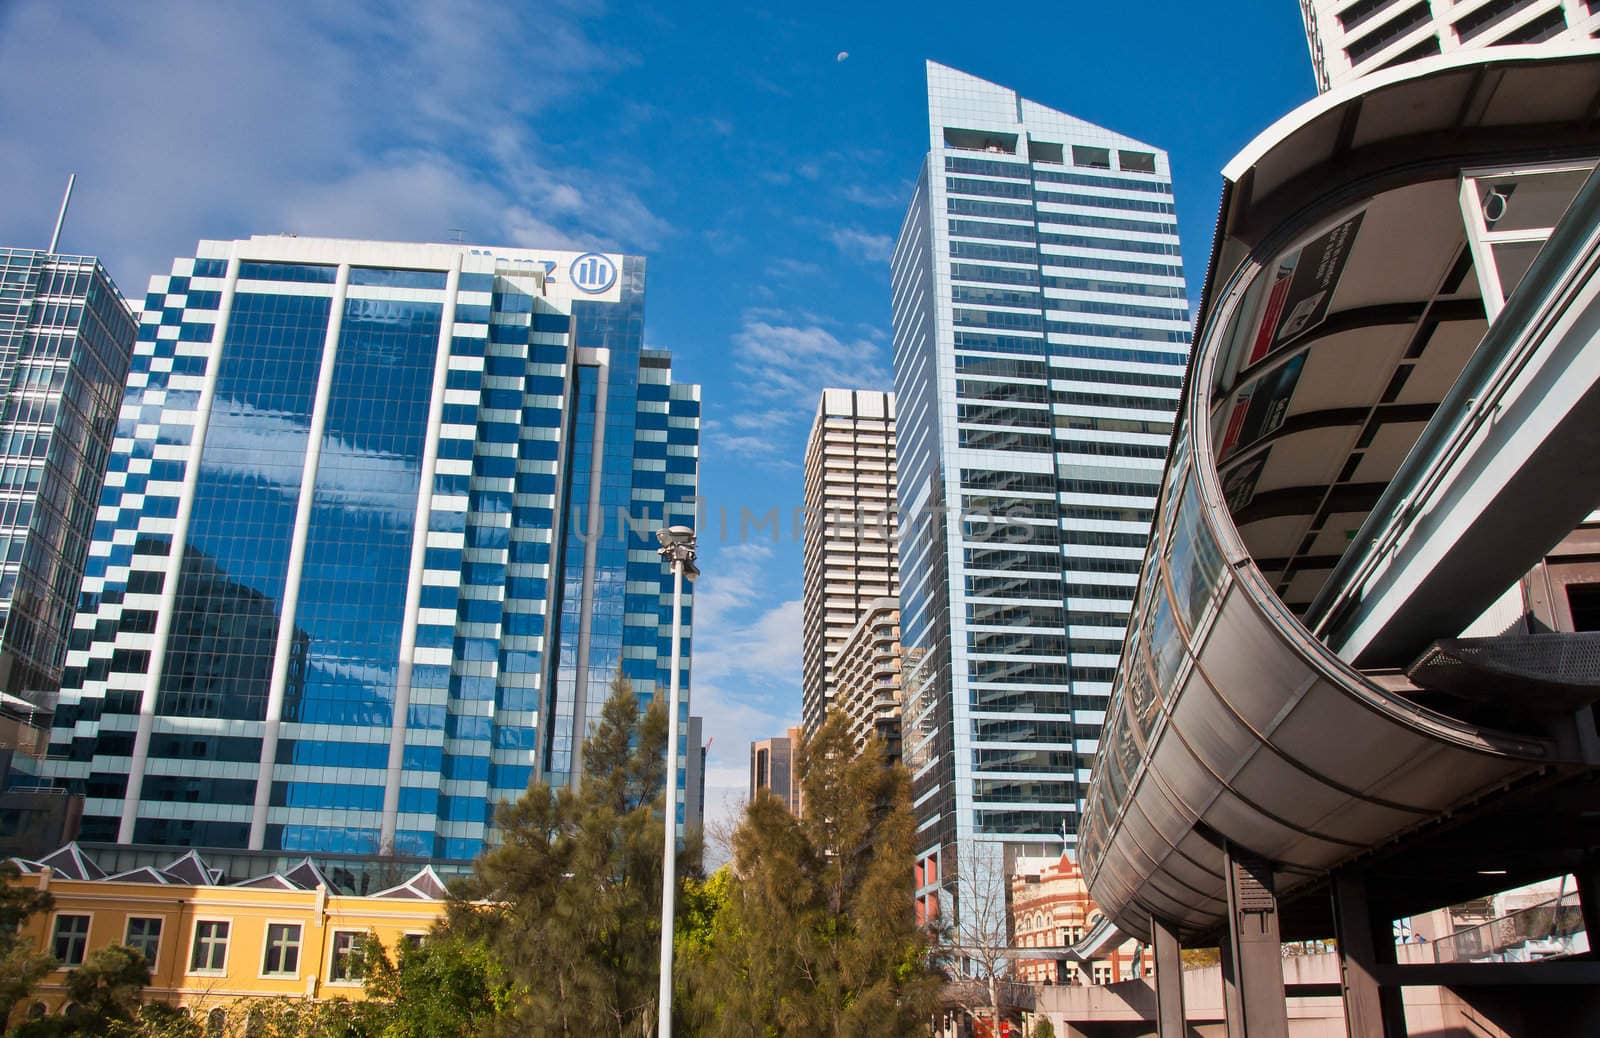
[655,524,698,1038]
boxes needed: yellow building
[6,842,449,1027]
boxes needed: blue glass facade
[892,65,1191,924]
[0,248,135,753]
[45,238,700,862]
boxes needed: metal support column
[1219,930,1243,1037]
[1222,844,1289,1038]
[1333,872,1406,1037]
[1152,916,1186,1038]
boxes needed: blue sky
[0,0,1316,844]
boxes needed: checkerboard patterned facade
[44,237,699,863]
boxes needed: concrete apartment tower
[891,63,1190,930]
[44,236,701,865]
[800,388,899,738]
[1299,0,1600,91]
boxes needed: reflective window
[125,917,162,966]
[52,915,90,965]
[277,298,440,848]
[236,262,336,284]
[190,920,229,973]
[159,293,331,728]
[329,930,364,982]
[262,922,301,976]
[348,267,447,290]
[1167,476,1227,634]
[1150,592,1185,691]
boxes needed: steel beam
[1374,961,1600,986]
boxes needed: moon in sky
[836,51,849,62]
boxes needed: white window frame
[326,929,366,986]
[123,915,165,968]
[259,920,304,979]
[49,912,92,968]
[1459,158,1599,322]
[187,918,232,976]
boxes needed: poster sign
[1217,352,1306,461]
[1222,450,1268,514]
[1245,211,1365,366]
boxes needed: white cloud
[732,313,892,404]
[827,226,895,265]
[0,1,666,289]
[700,309,892,470]
[841,183,909,209]
[688,543,804,862]
[765,257,822,280]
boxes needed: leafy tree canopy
[445,673,695,1037]
[684,713,940,1037]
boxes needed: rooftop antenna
[48,174,76,254]
[449,227,466,244]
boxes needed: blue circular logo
[570,253,617,294]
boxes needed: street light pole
[655,525,698,1038]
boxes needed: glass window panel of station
[1165,474,1227,637]
[1460,160,1598,321]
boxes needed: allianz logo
[570,253,617,294]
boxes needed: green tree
[0,862,55,1025]
[445,673,695,1036]
[204,996,381,1038]
[685,713,940,1036]
[357,933,501,1038]
[676,868,731,957]
[12,944,151,1037]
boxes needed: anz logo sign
[570,253,618,294]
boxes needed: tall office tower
[1299,0,1599,91]
[891,63,1190,928]
[0,249,136,728]
[44,236,700,864]
[800,388,898,736]
[749,727,803,816]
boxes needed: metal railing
[1433,889,1588,963]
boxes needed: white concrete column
[247,263,351,849]
[119,253,241,843]
[378,256,461,853]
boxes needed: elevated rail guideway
[1078,44,1600,1037]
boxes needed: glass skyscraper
[891,64,1191,925]
[0,249,135,737]
[44,237,700,864]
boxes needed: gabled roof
[157,849,216,886]
[232,858,336,893]
[283,858,335,892]
[232,873,299,891]
[37,843,106,881]
[371,865,449,900]
[8,843,452,900]
[105,866,175,885]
